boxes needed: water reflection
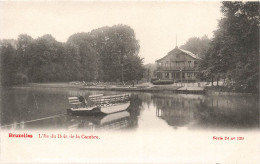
[0,87,259,130]
[68,111,131,130]
[151,93,259,129]
[154,94,198,127]
[5,111,132,130]
[1,89,142,130]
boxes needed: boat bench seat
[68,97,86,108]
[89,94,130,105]
[68,97,81,105]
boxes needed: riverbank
[204,86,257,96]
[19,82,205,94]
[17,82,256,95]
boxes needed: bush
[152,80,173,85]
[14,73,28,85]
[151,77,159,83]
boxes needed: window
[188,61,191,68]
[165,61,169,67]
[176,62,180,68]
[165,72,169,78]
[171,61,175,68]
[176,54,180,58]
[187,73,193,77]
[176,61,184,69]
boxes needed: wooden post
[180,70,182,86]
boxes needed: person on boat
[78,96,87,107]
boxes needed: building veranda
[156,46,200,83]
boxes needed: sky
[0,1,222,64]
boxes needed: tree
[89,25,141,82]
[199,2,259,92]
[15,34,34,83]
[0,40,17,85]
[180,35,211,58]
[26,34,67,82]
[67,32,101,81]
[124,55,145,85]
[1,24,144,85]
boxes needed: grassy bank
[24,82,82,88]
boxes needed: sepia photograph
[0,0,259,163]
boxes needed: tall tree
[199,2,259,92]
[27,34,65,82]
[67,32,100,81]
[1,24,144,85]
[15,34,34,83]
[0,40,17,85]
[89,25,141,82]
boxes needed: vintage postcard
[0,0,259,163]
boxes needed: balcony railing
[157,66,196,71]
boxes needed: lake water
[1,87,259,131]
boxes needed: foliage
[68,25,142,82]
[0,40,17,85]
[123,55,145,82]
[180,35,211,58]
[0,25,144,85]
[152,80,173,85]
[143,63,157,82]
[198,2,259,93]
[150,77,159,83]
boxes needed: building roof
[156,47,201,62]
[178,48,200,59]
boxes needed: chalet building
[156,46,200,82]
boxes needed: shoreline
[9,82,257,96]
[80,86,205,94]
[16,82,205,94]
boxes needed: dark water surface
[1,87,259,130]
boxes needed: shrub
[14,73,28,85]
[151,77,159,83]
[152,80,173,85]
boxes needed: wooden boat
[67,94,130,115]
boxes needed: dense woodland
[0,25,144,86]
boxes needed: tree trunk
[121,64,124,85]
[212,77,214,86]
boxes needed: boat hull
[100,102,130,114]
[67,102,130,115]
[67,107,102,115]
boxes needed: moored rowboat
[67,94,130,115]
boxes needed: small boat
[67,94,130,115]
